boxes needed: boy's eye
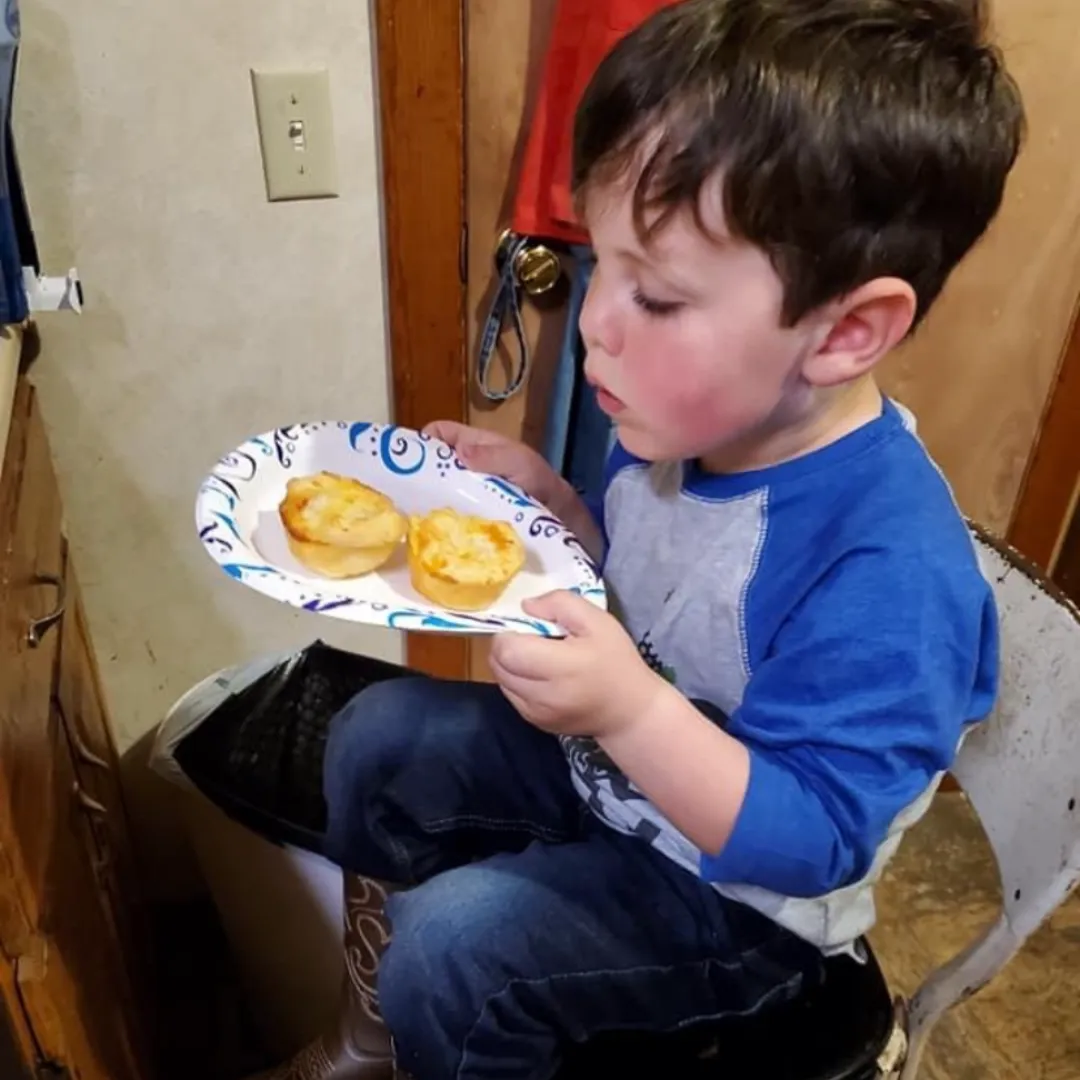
[632,289,683,318]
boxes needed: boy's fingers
[490,631,565,679]
[423,419,467,445]
[523,590,600,636]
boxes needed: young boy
[261,2,1024,1078]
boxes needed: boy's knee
[378,869,518,1073]
[380,869,500,1007]
[322,677,442,873]
[324,677,432,794]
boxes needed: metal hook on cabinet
[68,724,110,771]
[26,573,66,648]
[72,781,108,819]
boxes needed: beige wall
[14,0,401,886]
[880,0,1080,534]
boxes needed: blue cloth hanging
[0,1,33,324]
[540,246,590,473]
[475,235,532,403]
[541,246,615,509]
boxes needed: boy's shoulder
[763,399,981,591]
[742,402,994,669]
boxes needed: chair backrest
[903,527,1080,1077]
[958,526,1080,937]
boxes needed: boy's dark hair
[573,0,1025,327]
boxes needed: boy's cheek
[633,373,733,444]
[617,392,729,460]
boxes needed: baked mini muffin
[407,507,526,611]
[279,471,406,578]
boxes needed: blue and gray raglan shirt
[562,399,999,954]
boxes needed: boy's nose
[579,272,623,358]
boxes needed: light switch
[251,68,339,201]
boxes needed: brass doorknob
[496,229,563,297]
[513,245,562,296]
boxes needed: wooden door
[0,379,66,938]
[0,955,38,1079]
[372,0,469,679]
[374,0,1080,681]
[1019,301,1080,606]
[1008,306,1080,573]
[1054,509,1080,603]
[54,558,156,1075]
[0,383,149,1080]
[56,563,149,971]
[14,704,144,1080]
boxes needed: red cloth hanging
[511,0,676,245]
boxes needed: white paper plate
[195,421,606,636]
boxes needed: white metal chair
[896,525,1080,1077]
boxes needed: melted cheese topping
[280,472,406,548]
[409,508,525,586]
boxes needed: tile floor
[871,792,1080,1080]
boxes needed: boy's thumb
[523,590,598,636]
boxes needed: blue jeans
[323,677,820,1080]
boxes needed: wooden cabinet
[0,378,153,1079]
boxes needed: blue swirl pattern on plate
[194,421,606,637]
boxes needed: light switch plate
[251,68,339,201]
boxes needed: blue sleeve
[699,548,999,897]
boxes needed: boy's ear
[801,279,917,388]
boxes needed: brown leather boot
[254,874,397,1080]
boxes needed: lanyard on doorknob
[475,230,563,402]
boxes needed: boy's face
[579,178,820,467]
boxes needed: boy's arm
[598,684,752,855]
[599,548,999,898]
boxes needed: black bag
[172,641,409,857]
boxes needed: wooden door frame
[372,0,471,678]
[1008,299,1080,571]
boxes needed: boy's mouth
[586,374,626,416]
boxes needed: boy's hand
[423,421,563,508]
[488,590,666,738]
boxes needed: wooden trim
[1052,498,1080,602]
[0,959,36,1079]
[373,0,471,678]
[1008,297,1080,571]
[463,0,568,682]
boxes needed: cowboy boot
[254,874,397,1080]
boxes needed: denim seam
[454,939,803,1080]
[385,829,416,885]
[421,813,571,844]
